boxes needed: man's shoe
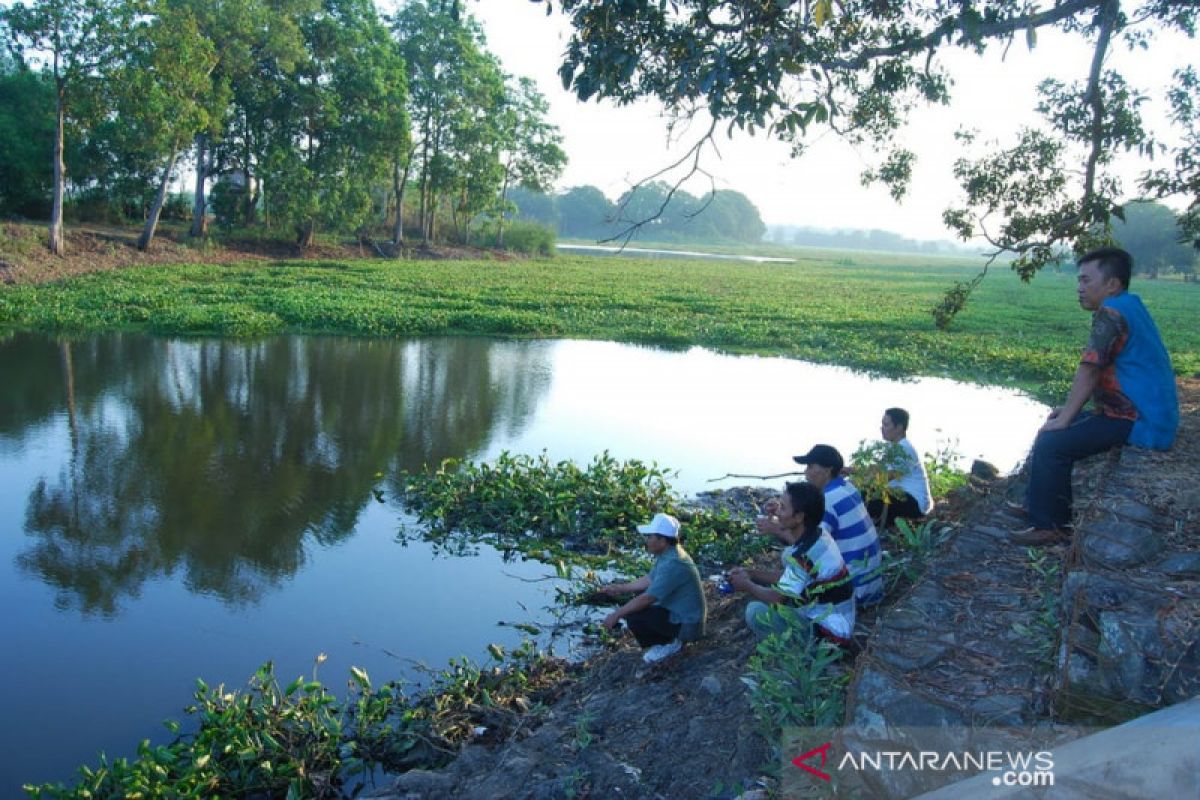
[643,639,682,664]
[1010,526,1071,546]
[1003,500,1028,519]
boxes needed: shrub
[501,221,556,256]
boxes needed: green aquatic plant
[26,643,568,799]
[397,451,770,571]
[2,254,1196,403]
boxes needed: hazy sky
[463,2,1195,241]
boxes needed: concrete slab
[914,695,1200,799]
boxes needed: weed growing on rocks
[1012,546,1063,667]
[740,609,849,737]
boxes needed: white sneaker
[643,639,682,664]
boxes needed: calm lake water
[557,242,795,262]
[0,332,1048,791]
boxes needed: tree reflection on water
[3,333,551,616]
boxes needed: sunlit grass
[1,253,1197,403]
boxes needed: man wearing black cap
[793,444,884,606]
[599,513,707,664]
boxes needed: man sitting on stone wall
[1012,246,1179,546]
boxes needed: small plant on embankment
[741,610,850,736]
[881,518,954,590]
[1012,546,1063,668]
[26,645,567,799]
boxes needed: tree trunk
[297,219,315,249]
[392,153,413,250]
[497,164,512,248]
[49,83,66,256]
[190,135,208,237]
[418,114,434,243]
[138,148,180,251]
[418,160,430,242]
[242,136,256,226]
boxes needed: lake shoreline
[369,376,1200,800]
[5,235,1198,404]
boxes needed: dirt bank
[0,221,504,286]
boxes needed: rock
[882,607,928,632]
[1080,519,1161,568]
[970,459,1000,480]
[968,693,1028,725]
[1104,499,1156,524]
[700,675,723,696]
[1157,552,1200,576]
[1162,638,1200,704]
[369,769,456,798]
[875,638,949,671]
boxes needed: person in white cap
[599,512,707,663]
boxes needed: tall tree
[2,0,131,254]
[264,0,407,248]
[212,0,314,230]
[493,76,566,246]
[0,54,55,217]
[391,1,499,243]
[116,0,220,250]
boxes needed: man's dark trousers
[1026,412,1133,530]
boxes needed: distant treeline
[764,224,984,256]
[764,205,1197,279]
[508,181,767,244]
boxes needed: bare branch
[707,470,802,483]
[600,116,720,247]
[1081,0,1120,215]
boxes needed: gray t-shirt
[648,545,707,641]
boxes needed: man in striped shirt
[794,444,884,606]
[728,481,855,645]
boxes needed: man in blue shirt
[794,444,884,606]
[1013,247,1178,545]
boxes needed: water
[556,243,795,263]
[0,332,1048,791]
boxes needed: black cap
[793,444,844,473]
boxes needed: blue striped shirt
[822,476,883,606]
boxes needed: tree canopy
[528,0,1198,314]
[0,0,566,253]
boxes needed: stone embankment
[843,378,1199,797]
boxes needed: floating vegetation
[396,451,771,572]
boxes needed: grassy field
[1,250,1197,403]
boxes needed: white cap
[636,512,680,539]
